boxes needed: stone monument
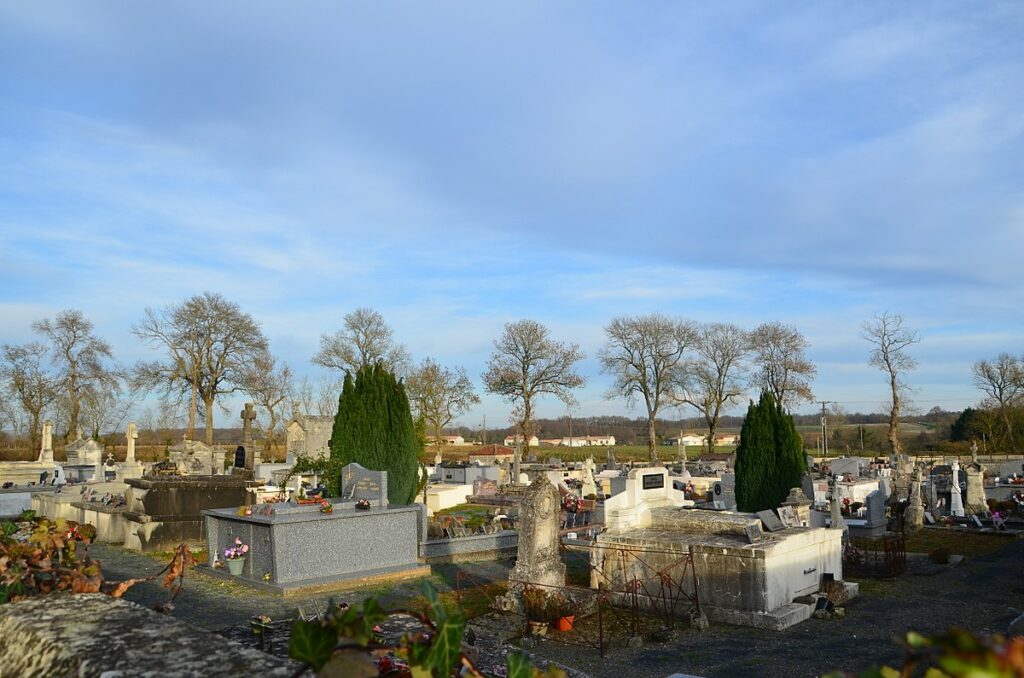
[37,421,54,463]
[949,458,965,517]
[581,457,598,498]
[120,422,144,480]
[241,402,259,469]
[828,475,845,530]
[963,460,987,515]
[903,466,924,532]
[501,475,565,607]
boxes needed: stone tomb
[63,433,105,482]
[594,507,851,630]
[202,465,428,596]
[167,437,226,476]
[121,475,258,551]
[601,467,693,530]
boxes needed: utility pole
[481,415,486,445]
[818,400,834,457]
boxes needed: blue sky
[1,3,1022,428]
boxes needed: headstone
[340,463,389,506]
[502,475,566,604]
[776,506,800,529]
[473,478,498,496]
[38,421,54,463]
[716,473,737,510]
[126,422,138,462]
[904,466,925,532]
[581,457,598,498]
[924,511,936,524]
[828,476,845,530]
[757,510,786,532]
[800,472,814,502]
[964,462,987,515]
[241,403,258,469]
[865,489,885,527]
[949,459,965,517]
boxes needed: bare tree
[32,309,120,442]
[133,292,268,445]
[483,320,585,456]
[79,378,138,440]
[312,307,410,376]
[406,358,480,448]
[749,321,816,410]
[0,342,59,454]
[241,351,294,453]
[971,353,1024,451]
[599,314,697,460]
[862,312,919,455]
[673,323,750,455]
[296,374,343,418]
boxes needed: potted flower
[224,537,249,575]
[250,614,272,636]
[561,495,583,513]
[546,592,575,632]
[319,499,333,514]
[355,499,371,510]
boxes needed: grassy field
[903,528,1020,557]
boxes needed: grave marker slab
[757,510,786,532]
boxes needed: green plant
[289,580,563,677]
[735,391,806,513]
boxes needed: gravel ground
[88,539,1024,678]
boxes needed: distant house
[665,434,706,447]
[715,434,740,446]
[558,435,616,447]
[503,435,540,448]
[286,412,333,461]
[428,435,467,446]
[469,444,515,465]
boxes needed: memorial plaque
[777,506,800,528]
[757,509,786,532]
[642,473,665,490]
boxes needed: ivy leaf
[414,580,465,675]
[289,620,336,670]
[507,652,535,678]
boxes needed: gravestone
[776,506,800,529]
[757,510,786,532]
[828,476,845,530]
[500,475,565,607]
[340,463,389,506]
[473,478,498,496]
[903,466,925,532]
[713,474,737,510]
[38,421,54,463]
[865,489,885,527]
[781,487,812,526]
[241,403,258,469]
[963,462,987,515]
[126,422,138,462]
[949,459,965,517]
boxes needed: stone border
[198,562,432,598]
[420,530,519,563]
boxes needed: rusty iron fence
[455,541,699,657]
[843,535,907,578]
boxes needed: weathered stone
[0,594,298,676]
[38,420,54,463]
[498,475,565,612]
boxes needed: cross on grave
[241,402,257,470]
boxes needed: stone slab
[703,601,812,630]
[0,593,298,676]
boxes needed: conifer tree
[330,363,421,504]
[735,391,807,512]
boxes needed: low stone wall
[420,529,519,563]
[0,594,300,676]
[1,487,54,518]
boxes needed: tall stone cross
[241,402,257,469]
[38,420,54,463]
[126,422,138,462]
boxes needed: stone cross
[241,402,257,469]
[126,422,138,462]
[38,420,54,463]
[949,458,965,517]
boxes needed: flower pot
[528,621,547,636]
[555,616,575,632]
[227,557,246,576]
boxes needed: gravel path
[88,539,1024,677]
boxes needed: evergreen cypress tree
[736,391,807,512]
[330,363,421,504]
